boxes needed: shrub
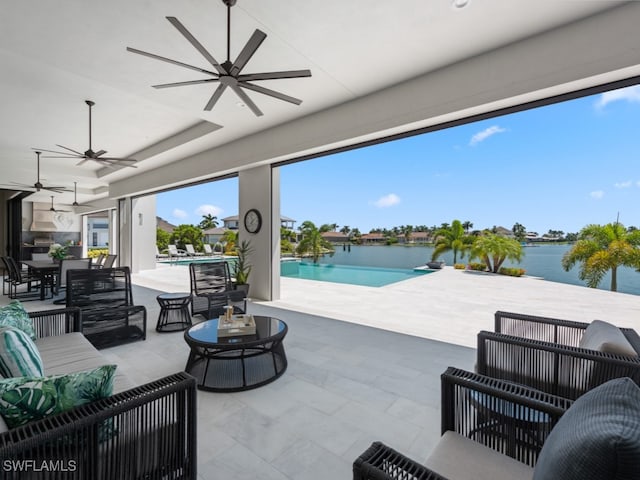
[498,267,526,277]
[453,263,466,270]
[87,248,109,259]
[468,262,487,271]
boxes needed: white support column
[118,198,132,269]
[131,195,157,273]
[238,165,280,301]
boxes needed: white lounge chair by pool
[185,244,204,256]
[168,245,187,258]
[203,244,223,257]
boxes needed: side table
[156,292,193,332]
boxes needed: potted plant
[47,243,68,263]
[233,239,253,295]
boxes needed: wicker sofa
[0,307,197,479]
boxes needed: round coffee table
[184,316,288,392]
[156,293,193,332]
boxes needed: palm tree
[431,220,473,264]
[470,233,524,273]
[462,221,473,233]
[221,229,238,254]
[402,225,413,243]
[296,221,335,262]
[561,222,640,291]
[512,222,527,242]
[198,214,218,230]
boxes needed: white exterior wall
[238,166,280,301]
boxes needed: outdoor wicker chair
[189,261,246,319]
[66,266,147,349]
[354,371,640,480]
[354,367,572,479]
[476,311,640,400]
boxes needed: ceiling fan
[34,100,138,168]
[0,151,70,193]
[127,0,311,117]
[49,196,70,213]
[71,182,96,208]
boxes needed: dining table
[20,260,59,301]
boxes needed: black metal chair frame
[52,257,93,304]
[1,256,42,300]
[477,311,640,400]
[353,367,572,480]
[189,261,246,319]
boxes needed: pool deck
[133,264,640,348]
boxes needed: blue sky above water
[157,85,640,234]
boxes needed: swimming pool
[280,262,434,287]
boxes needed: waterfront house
[321,231,350,243]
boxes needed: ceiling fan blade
[230,84,263,117]
[153,78,220,89]
[34,148,79,157]
[40,155,81,159]
[237,70,312,82]
[76,159,90,166]
[43,186,71,193]
[55,144,84,156]
[230,29,267,77]
[166,17,227,75]
[240,82,303,105]
[94,150,107,157]
[98,158,138,168]
[126,47,220,77]
[204,83,228,111]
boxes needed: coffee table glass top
[187,315,286,345]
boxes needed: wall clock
[244,208,262,234]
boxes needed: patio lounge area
[3,266,639,478]
[0,277,476,480]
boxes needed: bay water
[317,244,640,297]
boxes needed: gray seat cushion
[533,377,640,480]
[579,320,637,356]
[425,431,533,480]
[36,333,134,394]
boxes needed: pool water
[280,262,433,287]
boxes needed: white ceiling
[0,0,635,206]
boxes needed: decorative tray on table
[217,314,256,337]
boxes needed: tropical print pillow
[0,326,44,378]
[0,300,35,340]
[0,364,116,429]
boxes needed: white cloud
[615,181,632,189]
[172,208,188,219]
[469,125,506,146]
[590,190,604,200]
[372,193,400,208]
[195,204,223,216]
[595,85,640,109]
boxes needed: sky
[156,84,640,234]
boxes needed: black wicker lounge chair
[66,266,147,349]
[476,311,640,400]
[189,261,246,319]
[354,370,640,480]
[354,367,572,479]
